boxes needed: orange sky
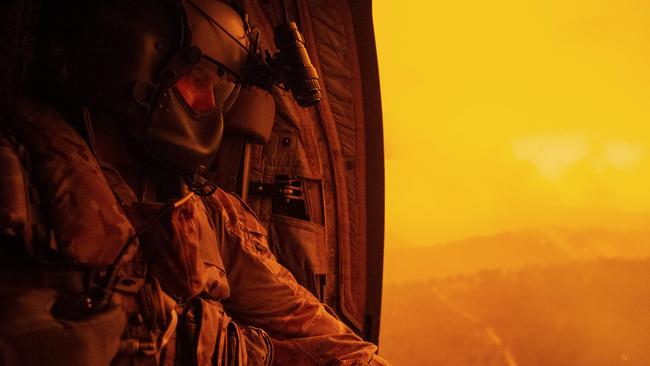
[373,0,650,247]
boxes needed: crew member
[0,1,389,365]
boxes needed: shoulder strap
[0,124,54,257]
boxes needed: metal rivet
[129,313,144,326]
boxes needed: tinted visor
[174,58,238,114]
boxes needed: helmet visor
[174,58,238,114]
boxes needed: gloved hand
[0,287,126,366]
[240,325,274,366]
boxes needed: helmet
[65,0,253,174]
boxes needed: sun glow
[512,136,645,181]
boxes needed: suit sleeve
[207,190,389,366]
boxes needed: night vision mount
[243,21,322,107]
[235,1,322,107]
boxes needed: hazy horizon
[383,224,650,284]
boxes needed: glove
[240,325,274,366]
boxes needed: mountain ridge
[384,226,650,283]
[380,257,650,366]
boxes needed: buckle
[249,175,303,203]
[249,175,309,220]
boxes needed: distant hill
[379,258,650,366]
[384,227,650,283]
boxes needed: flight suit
[0,98,389,365]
